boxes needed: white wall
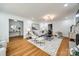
[40,22,48,30]
[0,12,34,41]
[0,11,75,43]
[0,12,26,42]
[31,16,75,37]
[24,20,33,38]
[0,12,9,42]
[53,15,75,37]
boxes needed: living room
[0,3,79,56]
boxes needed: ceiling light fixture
[42,14,55,21]
[64,3,68,7]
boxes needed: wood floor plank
[7,36,69,56]
[56,37,69,56]
[7,37,49,56]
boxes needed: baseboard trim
[9,36,23,38]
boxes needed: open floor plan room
[0,3,79,56]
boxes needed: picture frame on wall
[32,23,40,30]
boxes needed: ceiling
[0,3,79,21]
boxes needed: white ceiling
[0,3,79,21]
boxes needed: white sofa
[28,31,45,44]
[0,40,7,56]
[0,47,6,56]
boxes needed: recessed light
[64,4,68,7]
[76,14,79,17]
[14,19,17,22]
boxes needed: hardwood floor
[56,37,69,56]
[6,37,49,56]
[7,36,69,56]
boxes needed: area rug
[28,37,63,56]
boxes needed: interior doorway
[9,19,23,38]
